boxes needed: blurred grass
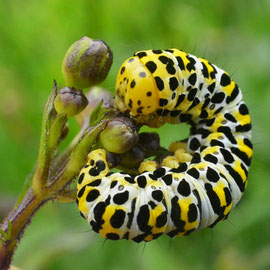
[0,0,270,269]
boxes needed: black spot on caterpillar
[77,49,253,242]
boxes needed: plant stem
[0,119,109,269]
[0,188,50,270]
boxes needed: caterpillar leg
[138,160,159,173]
[160,141,192,168]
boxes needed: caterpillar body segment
[77,49,252,242]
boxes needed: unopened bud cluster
[59,37,161,172]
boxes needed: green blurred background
[1,0,270,269]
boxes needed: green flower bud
[54,87,88,118]
[62,36,113,89]
[100,118,138,154]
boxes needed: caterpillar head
[115,56,159,117]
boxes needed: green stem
[47,120,108,193]
[56,188,77,203]
[32,84,58,194]
[49,124,85,180]
[0,119,109,270]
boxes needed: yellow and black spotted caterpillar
[77,49,252,242]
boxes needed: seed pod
[54,87,88,118]
[62,36,113,89]
[100,117,138,154]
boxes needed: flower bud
[119,146,145,169]
[100,117,138,154]
[106,152,121,168]
[54,87,88,118]
[62,36,113,89]
[138,132,160,154]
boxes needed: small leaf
[16,164,36,205]
[0,228,8,240]
[7,221,12,239]
[47,113,67,149]
[90,100,103,125]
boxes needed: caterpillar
[76,49,252,243]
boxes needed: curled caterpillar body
[77,49,253,242]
